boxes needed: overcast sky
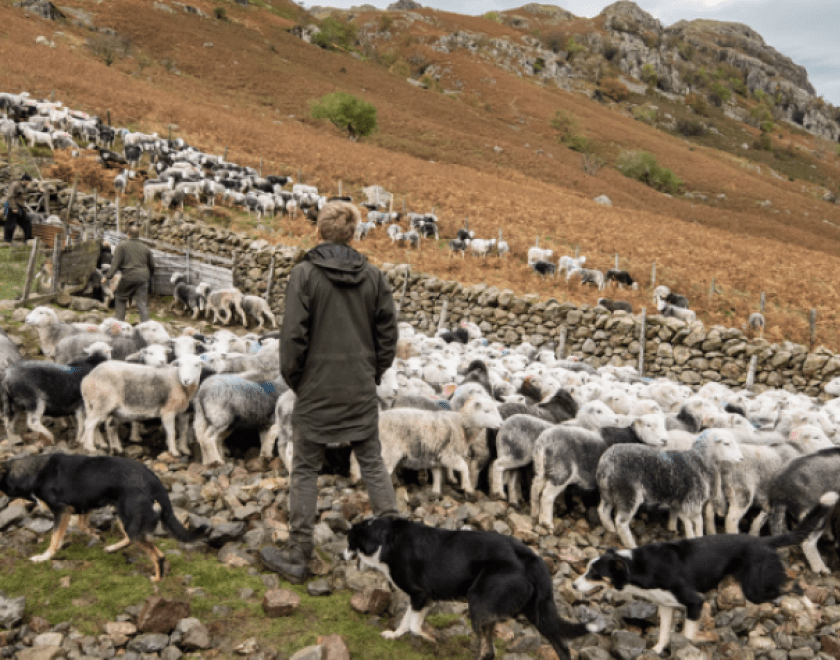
[309,0,840,107]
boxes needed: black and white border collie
[574,492,838,655]
[343,517,604,660]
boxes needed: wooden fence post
[558,326,567,359]
[615,253,619,269]
[709,277,715,302]
[185,235,191,283]
[437,299,449,334]
[760,292,765,314]
[651,261,656,288]
[535,236,539,247]
[638,307,647,376]
[21,237,40,301]
[264,254,276,301]
[810,309,817,347]
[746,355,758,391]
[115,194,121,233]
[51,236,61,294]
[93,190,98,235]
[64,174,78,223]
[575,245,579,260]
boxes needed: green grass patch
[0,244,43,300]
[0,530,479,659]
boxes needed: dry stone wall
[3,170,839,397]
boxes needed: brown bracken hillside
[4,0,840,349]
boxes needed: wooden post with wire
[21,237,40,301]
[51,236,61,294]
[746,355,758,391]
[264,253,276,302]
[810,309,817,348]
[558,326,567,359]
[638,307,647,377]
[760,293,765,314]
[437,299,449,334]
[651,261,656,288]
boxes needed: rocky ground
[2,301,840,660]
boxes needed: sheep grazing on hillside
[653,285,689,309]
[605,269,638,290]
[597,298,633,314]
[532,261,556,279]
[448,238,468,258]
[743,312,765,339]
[656,296,697,324]
[527,247,554,266]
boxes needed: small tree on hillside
[311,92,377,141]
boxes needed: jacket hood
[304,243,368,285]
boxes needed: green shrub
[550,110,579,141]
[565,134,591,153]
[533,57,544,73]
[641,63,657,88]
[631,105,657,124]
[729,77,747,96]
[378,13,394,32]
[616,150,683,194]
[687,93,710,117]
[677,42,694,61]
[213,6,227,20]
[310,92,377,140]
[313,16,358,51]
[709,81,732,107]
[676,118,705,136]
[483,11,501,22]
[565,36,586,61]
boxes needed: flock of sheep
[2,302,840,577]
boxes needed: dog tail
[153,481,209,543]
[526,552,603,650]
[766,491,839,548]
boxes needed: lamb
[142,179,174,205]
[490,414,554,503]
[578,268,606,291]
[605,269,638,290]
[54,320,170,364]
[241,295,277,331]
[527,247,554,266]
[743,312,765,340]
[596,429,744,548]
[531,261,556,278]
[0,327,23,373]
[597,298,633,314]
[768,446,840,573]
[114,169,129,195]
[1,342,112,444]
[653,285,689,309]
[170,273,206,319]
[24,306,101,358]
[448,238,468,258]
[192,374,288,464]
[717,425,833,537]
[201,284,247,326]
[378,397,503,495]
[19,124,53,151]
[656,296,697,324]
[498,388,578,422]
[557,255,586,276]
[79,354,205,457]
[470,238,496,258]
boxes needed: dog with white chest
[574,491,838,654]
[344,516,604,660]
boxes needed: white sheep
[24,306,101,358]
[79,355,205,457]
[378,397,502,495]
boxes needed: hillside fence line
[2,168,839,398]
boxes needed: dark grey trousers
[113,278,150,322]
[288,427,398,554]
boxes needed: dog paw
[29,553,51,563]
[381,631,403,640]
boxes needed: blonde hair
[317,201,360,245]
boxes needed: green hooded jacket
[280,243,398,443]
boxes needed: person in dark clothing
[260,201,400,584]
[3,177,33,244]
[102,224,155,322]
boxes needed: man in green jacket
[260,201,399,583]
[102,224,155,322]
